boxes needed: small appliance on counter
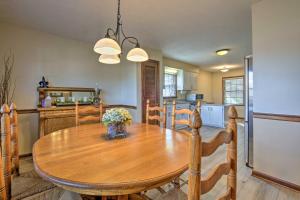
[186,93,204,102]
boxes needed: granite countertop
[202,103,225,106]
[165,99,191,105]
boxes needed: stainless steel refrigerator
[244,55,253,168]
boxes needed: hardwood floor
[20,123,300,199]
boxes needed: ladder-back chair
[171,100,201,130]
[75,100,103,126]
[1,104,63,200]
[146,99,167,128]
[188,106,237,200]
[158,106,238,200]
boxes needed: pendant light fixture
[94,0,149,64]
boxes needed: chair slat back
[76,101,103,126]
[146,99,167,128]
[10,103,19,176]
[171,100,201,130]
[0,104,11,200]
[188,106,238,200]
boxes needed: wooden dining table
[33,123,189,199]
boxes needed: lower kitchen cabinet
[166,103,190,129]
[201,105,225,128]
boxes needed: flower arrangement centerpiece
[102,108,132,139]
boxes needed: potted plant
[102,108,132,139]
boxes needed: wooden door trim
[141,60,160,123]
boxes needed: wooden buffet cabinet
[38,106,76,137]
[38,87,98,137]
[37,87,136,137]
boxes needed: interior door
[141,60,160,123]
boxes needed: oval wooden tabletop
[33,123,189,195]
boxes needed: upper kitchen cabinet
[177,70,198,91]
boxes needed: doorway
[141,60,160,123]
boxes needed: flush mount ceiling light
[216,49,230,56]
[220,66,229,73]
[94,0,149,64]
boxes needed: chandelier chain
[105,0,141,50]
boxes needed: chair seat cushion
[155,188,187,200]
[12,176,56,200]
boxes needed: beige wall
[0,22,162,154]
[163,57,213,102]
[252,0,300,185]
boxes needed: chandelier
[94,0,149,64]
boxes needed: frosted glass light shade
[99,54,120,64]
[127,48,149,62]
[94,38,121,55]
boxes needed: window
[223,76,244,105]
[163,73,177,98]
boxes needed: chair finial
[10,103,17,110]
[191,109,202,130]
[228,106,238,119]
[1,104,10,113]
[172,100,176,105]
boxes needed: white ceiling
[0,0,252,71]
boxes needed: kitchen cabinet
[177,70,198,91]
[190,72,199,91]
[166,102,190,129]
[201,105,224,128]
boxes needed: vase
[107,123,127,139]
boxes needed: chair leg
[173,177,180,188]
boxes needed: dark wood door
[141,60,160,123]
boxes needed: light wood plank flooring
[20,124,300,199]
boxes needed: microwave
[186,93,204,102]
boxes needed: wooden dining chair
[75,100,103,126]
[171,100,201,130]
[0,104,64,200]
[9,103,20,177]
[157,106,238,200]
[146,99,167,128]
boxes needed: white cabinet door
[190,72,198,91]
[183,72,192,90]
[201,105,224,128]
[210,106,218,127]
[177,70,184,91]
[177,70,191,90]
[201,106,210,125]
